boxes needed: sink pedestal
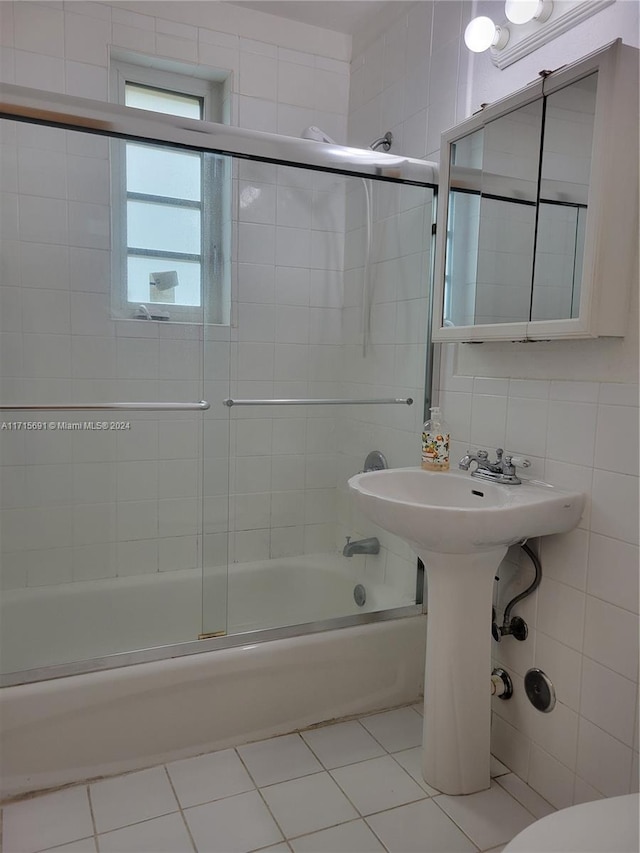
[419,546,507,795]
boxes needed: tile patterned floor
[1,705,556,853]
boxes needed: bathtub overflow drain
[353,584,367,607]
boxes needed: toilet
[503,793,639,853]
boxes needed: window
[111,62,229,323]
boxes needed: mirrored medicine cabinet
[432,39,639,342]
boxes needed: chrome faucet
[343,536,380,557]
[459,448,531,485]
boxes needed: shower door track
[1,605,423,687]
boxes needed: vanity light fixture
[464,16,510,53]
[470,0,614,69]
[504,0,553,25]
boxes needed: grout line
[85,784,99,853]
[162,765,198,853]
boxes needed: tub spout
[343,536,380,557]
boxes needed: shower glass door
[0,116,230,678]
[199,153,434,639]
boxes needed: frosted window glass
[127,256,202,306]
[127,144,201,201]
[125,84,202,119]
[127,200,201,255]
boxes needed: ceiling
[225,1,415,35]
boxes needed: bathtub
[0,555,425,799]
[1,553,414,676]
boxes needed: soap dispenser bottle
[421,406,450,471]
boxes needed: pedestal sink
[347,467,585,796]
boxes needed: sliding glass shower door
[0,118,230,677]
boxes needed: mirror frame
[432,39,637,343]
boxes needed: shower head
[301,125,336,144]
[370,131,393,151]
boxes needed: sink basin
[348,467,585,554]
[347,466,585,796]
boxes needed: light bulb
[464,16,510,53]
[505,0,553,24]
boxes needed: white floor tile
[496,773,555,819]
[359,707,423,752]
[331,755,427,816]
[90,767,178,834]
[290,819,385,852]
[434,782,534,850]
[166,748,255,808]
[260,771,358,838]
[2,786,94,853]
[237,733,323,787]
[185,790,283,853]
[392,747,440,795]
[366,799,477,853]
[301,720,385,769]
[98,813,193,853]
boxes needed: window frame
[110,61,223,324]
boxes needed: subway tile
[550,381,599,403]
[598,383,639,407]
[539,528,588,591]
[63,12,110,66]
[111,6,154,30]
[587,533,639,614]
[536,578,585,651]
[594,403,639,476]
[239,51,277,100]
[65,60,108,99]
[546,401,597,466]
[19,195,68,245]
[590,469,639,545]
[505,395,549,458]
[13,2,64,56]
[111,22,155,54]
[583,595,639,681]
[14,50,65,92]
[576,717,633,797]
[527,744,575,810]
[580,657,637,746]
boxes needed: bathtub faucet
[343,536,380,558]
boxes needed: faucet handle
[477,450,489,460]
[503,454,531,471]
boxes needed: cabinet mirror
[432,40,638,342]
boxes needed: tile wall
[346,0,638,811]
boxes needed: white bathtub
[0,617,426,799]
[1,554,413,674]
[0,554,424,799]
